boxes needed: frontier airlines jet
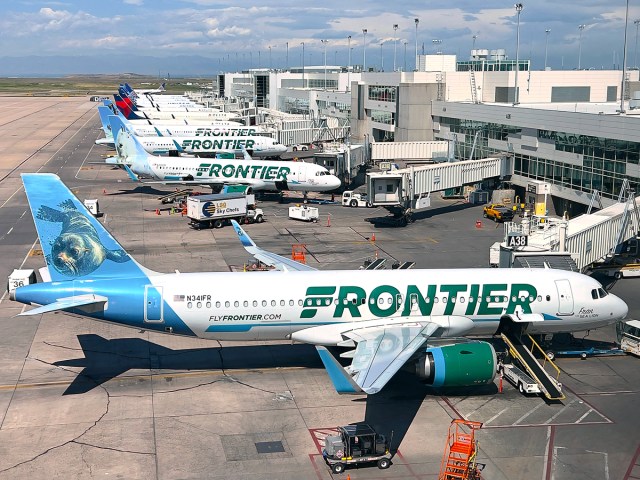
[12,174,628,394]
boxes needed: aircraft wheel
[332,463,345,474]
[377,458,391,469]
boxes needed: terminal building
[213,52,640,216]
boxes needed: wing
[230,220,316,272]
[294,316,475,394]
[19,294,108,316]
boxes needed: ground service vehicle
[498,362,541,394]
[591,262,640,279]
[292,144,308,151]
[288,205,319,222]
[187,193,264,229]
[323,424,392,474]
[618,320,640,356]
[342,190,372,208]
[483,204,514,222]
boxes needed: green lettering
[465,284,480,315]
[224,139,233,149]
[222,165,235,178]
[477,284,507,316]
[440,284,468,315]
[202,140,212,149]
[250,165,261,178]
[213,140,224,149]
[246,139,255,150]
[191,140,201,149]
[181,140,192,149]
[369,285,401,317]
[209,163,221,177]
[276,166,290,181]
[401,284,435,316]
[236,164,249,178]
[249,129,256,136]
[334,286,366,318]
[196,163,211,177]
[506,283,538,314]
[264,166,277,180]
[195,127,205,136]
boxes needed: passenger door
[555,279,574,315]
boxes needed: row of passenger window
[184,295,551,310]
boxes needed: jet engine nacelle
[415,341,497,387]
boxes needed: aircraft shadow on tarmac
[55,334,497,455]
[366,200,477,228]
[107,186,179,197]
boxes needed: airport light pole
[286,42,289,70]
[363,29,368,71]
[380,42,384,71]
[578,24,585,69]
[414,18,419,71]
[472,34,478,51]
[301,42,305,88]
[269,46,272,70]
[347,35,352,91]
[634,19,640,68]
[621,0,630,113]
[393,24,398,71]
[544,29,551,70]
[404,41,408,71]
[321,39,328,90]
[514,3,523,106]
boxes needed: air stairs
[501,325,565,401]
[438,419,484,480]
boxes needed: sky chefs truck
[186,193,264,229]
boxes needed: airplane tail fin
[97,106,113,136]
[159,82,166,91]
[21,173,149,281]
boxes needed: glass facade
[457,60,530,72]
[438,117,640,199]
[371,109,395,125]
[368,85,397,102]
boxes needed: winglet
[316,347,363,394]
[231,219,256,249]
[123,164,140,182]
[154,126,164,137]
[241,147,252,161]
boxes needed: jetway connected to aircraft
[366,156,509,223]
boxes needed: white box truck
[187,193,263,229]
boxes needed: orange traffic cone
[371,232,376,242]
[155,208,160,215]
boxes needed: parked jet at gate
[12,174,628,394]
[104,114,283,157]
[109,125,340,193]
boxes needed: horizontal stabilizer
[315,347,362,394]
[20,294,108,316]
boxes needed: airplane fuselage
[14,268,627,342]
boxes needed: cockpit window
[592,288,608,299]
[315,171,328,176]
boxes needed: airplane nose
[617,295,629,320]
[329,175,341,189]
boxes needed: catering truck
[186,193,264,229]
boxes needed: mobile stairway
[438,419,484,480]
[501,327,565,401]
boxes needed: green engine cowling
[415,341,497,387]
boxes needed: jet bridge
[498,187,640,271]
[366,156,508,224]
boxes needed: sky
[1,1,640,75]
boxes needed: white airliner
[111,127,340,193]
[114,94,237,122]
[12,174,628,395]
[108,115,285,158]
